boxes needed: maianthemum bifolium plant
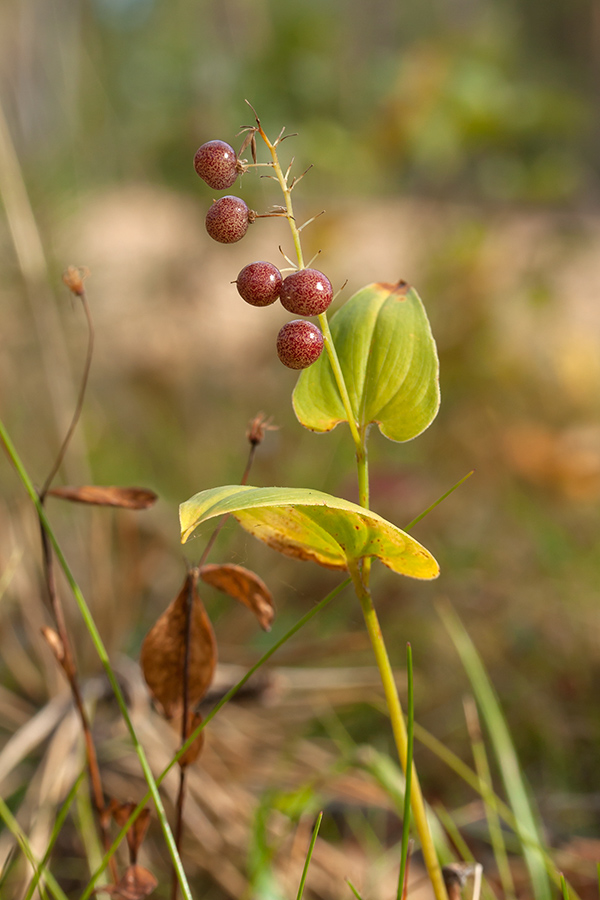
[184,103,447,900]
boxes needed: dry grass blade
[200,563,275,631]
[140,572,216,718]
[47,486,158,509]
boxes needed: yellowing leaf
[180,486,438,580]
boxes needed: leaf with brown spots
[48,485,157,509]
[140,572,216,718]
[200,563,275,631]
[180,486,439,580]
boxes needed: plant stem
[34,286,116,878]
[171,571,196,900]
[348,564,448,900]
[40,289,94,500]
[253,112,446,900]
[254,111,447,900]
[0,419,194,900]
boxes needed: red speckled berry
[206,196,252,244]
[236,262,282,307]
[194,140,239,190]
[276,320,324,369]
[280,268,333,316]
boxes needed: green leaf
[180,485,439,580]
[293,281,440,442]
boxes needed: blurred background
[1,0,600,896]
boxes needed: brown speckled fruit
[276,320,324,369]
[206,196,251,244]
[194,140,239,190]
[236,262,282,307]
[280,268,333,316]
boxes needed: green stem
[0,418,194,900]
[349,562,448,900]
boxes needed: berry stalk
[253,114,364,458]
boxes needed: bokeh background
[1,0,600,896]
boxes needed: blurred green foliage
[0,0,595,203]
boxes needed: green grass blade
[347,878,366,900]
[438,601,552,900]
[464,695,515,899]
[403,471,474,532]
[355,744,453,862]
[413,721,581,900]
[0,795,69,900]
[295,811,323,900]
[0,418,193,900]
[397,644,414,900]
[433,804,498,900]
[22,769,86,900]
[80,578,350,899]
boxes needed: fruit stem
[255,120,364,461]
[256,122,305,269]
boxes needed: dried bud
[246,412,277,447]
[62,266,90,296]
[41,627,66,664]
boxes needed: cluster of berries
[194,139,333,369]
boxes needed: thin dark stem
[40,290,94,500]
[34,291,116,877]
[171,572,196,900]
[196,436,258,569]
[39,515,118,881]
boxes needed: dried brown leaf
[109,802,151,863]
[170,710,205,768]
[99,864,158,899]
[200,563,275,631]
[48,485,158,509]
[140,572,216,718]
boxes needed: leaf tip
[375,279,411,298]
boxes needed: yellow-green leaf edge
[180,485,439,581]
